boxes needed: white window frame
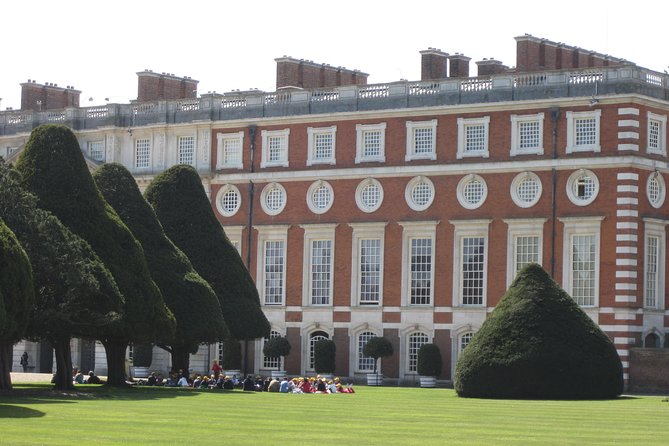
[261,330,283,370]
[216,131,244,170]
[355,178,384,213]
[510,171,543,208]
[405,119,437,161]
[307,125,337,166]
[134,138,151,170]
[306,330,330,372]
[306,180,334,214]
[406,331,430,374]
[350,222,387,306]
[399,221,437,307]
[354,330,380,373]
[261,129,290,168]
[647,112,667,156]
[644,218,668,310]
[451,219,491,307]
[566,110,601,153]
[504,218,546,287]
[301,224,336,307]
[87,140,105,161]
[356,123,386,163]
[560,216,603,307]
[456,174,488,210]
[255,225,289,306]
[647,171,666,209]
[215,184,242,217]
[566,169,599,206]
[457,116,490,159]
[260,182,287,216]
[177,135,196,166]
[405,176,435,211]
[510,113,545,156]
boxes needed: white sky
[2,0,668,110]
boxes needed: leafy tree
[262,336,291,364]
[314,339,336,374]
[417,343,442,377]
[454,263,623,399]
[94,163,227,373]
[15,124,175,386]
[363,336,394,374]
[144,165,270,340]
[0,161,123,390]
[0,218,34,391]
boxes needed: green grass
[1,383,668,445]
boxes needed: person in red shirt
[211,360,222,379]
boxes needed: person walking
[20,352,29,372]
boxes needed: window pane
[462,237,485,305]
[223,138,242,165]
[363,130,381,157]
[311,240,332,305]
[519,120,540,149]
[357,331,376,371]
[135,139,151,168]
[410,238,432,305]
[514,235,539,277]
[263,331,281,369]
[645,236,659,308]
[575,118,597,146]
[465,124,486,152]
[178,136,195,165]
[571,234,595,306]
[264,241,284,304]
[413,127,433,154]
[408,332,429,372]
[360,239,381,304]
[314,133,333,160]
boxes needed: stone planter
[366,373,383,386]
[419,376,437,388]
[224,369,241,380]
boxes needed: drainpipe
[549,107,560,277]
[243,124,258,376]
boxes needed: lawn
[1,383,668,445]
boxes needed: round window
[566,169,599,206]
[510,172,542,208]
[647,172,666,209]
[355,178,383,213]
[457,174,488,210]
[215,184,242,217]
[260,182,287,216]
[405,176,435,211]
[307,180,334,214]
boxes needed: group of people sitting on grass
[140,371,355,394]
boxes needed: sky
[2,0,668,110]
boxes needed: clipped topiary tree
[0,161,123,390]
[314,339,336,374]
[363,336,394,376]
[417,343,442,377]
[93,163,227,373]
[15,124,176,386]
[144,165,270,341]
[0,218,34,391]
[263,336,291,370]
[455,263,623,399]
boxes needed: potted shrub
[314,339,336,379]
[417,343,442,388]
[132,343,153,378]
[362,336,393,386]
[221,338,242,377]
[263,336,291,379]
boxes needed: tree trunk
[0,341,13,391]
[52,338,74,390]
[170,344,191,375]
[102,339,128,387]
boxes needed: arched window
[262,330,282,370]
[644,333,661,348]
[459,332,474,353]
[357,331,377,372]
[407,332,429,373]
[309,331,329,370]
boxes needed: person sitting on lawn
[279,377,290,393]
[86,371,102,384]
[267,377,280,392]
[147,372,158,386]
[192,375,202,388]
[223,376,235,390]
[73,370,85,384]
[177,374,190,387]
[255,375,264,391]
[315,377,327,393]
[243,375,255,391]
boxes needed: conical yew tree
[15,124,175,386]
[94,163,227,373]
[0,218,34,391]
[454,263,623,399]
[144,165,270,340]
[0,161,123,390]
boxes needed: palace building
[3,35,668,387]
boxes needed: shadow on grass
[3,383,261,402]
[0,405,46,418]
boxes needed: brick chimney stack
[20,80,81,111]
[476,58,509,76]
[136,70,199,102]
[275,57,368,90]
[420,48,449,81]
[449,53,471,78]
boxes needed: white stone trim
[355,177,384,213]
[646,112,667,156]
[215,131,244,170]
[399,221,438,307]
[260,128,290,168]
[215,183,242,217]
[509,171,542,208]
[456,174,488,210]
[450,219,492,308]
[566,109,601,153]
[254,225,290,306]
[307,125,337,166]
[306,180,334,214]
[405,176,435,211]
[504,218,546,288]
[457,116,490,159]
[349,222,387,307]
[565,169,599,206]
[355,122,386,164]
[405,119,437,161]
[510,112,545,156]
[300,224,337,307]
[260,182,287,216]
